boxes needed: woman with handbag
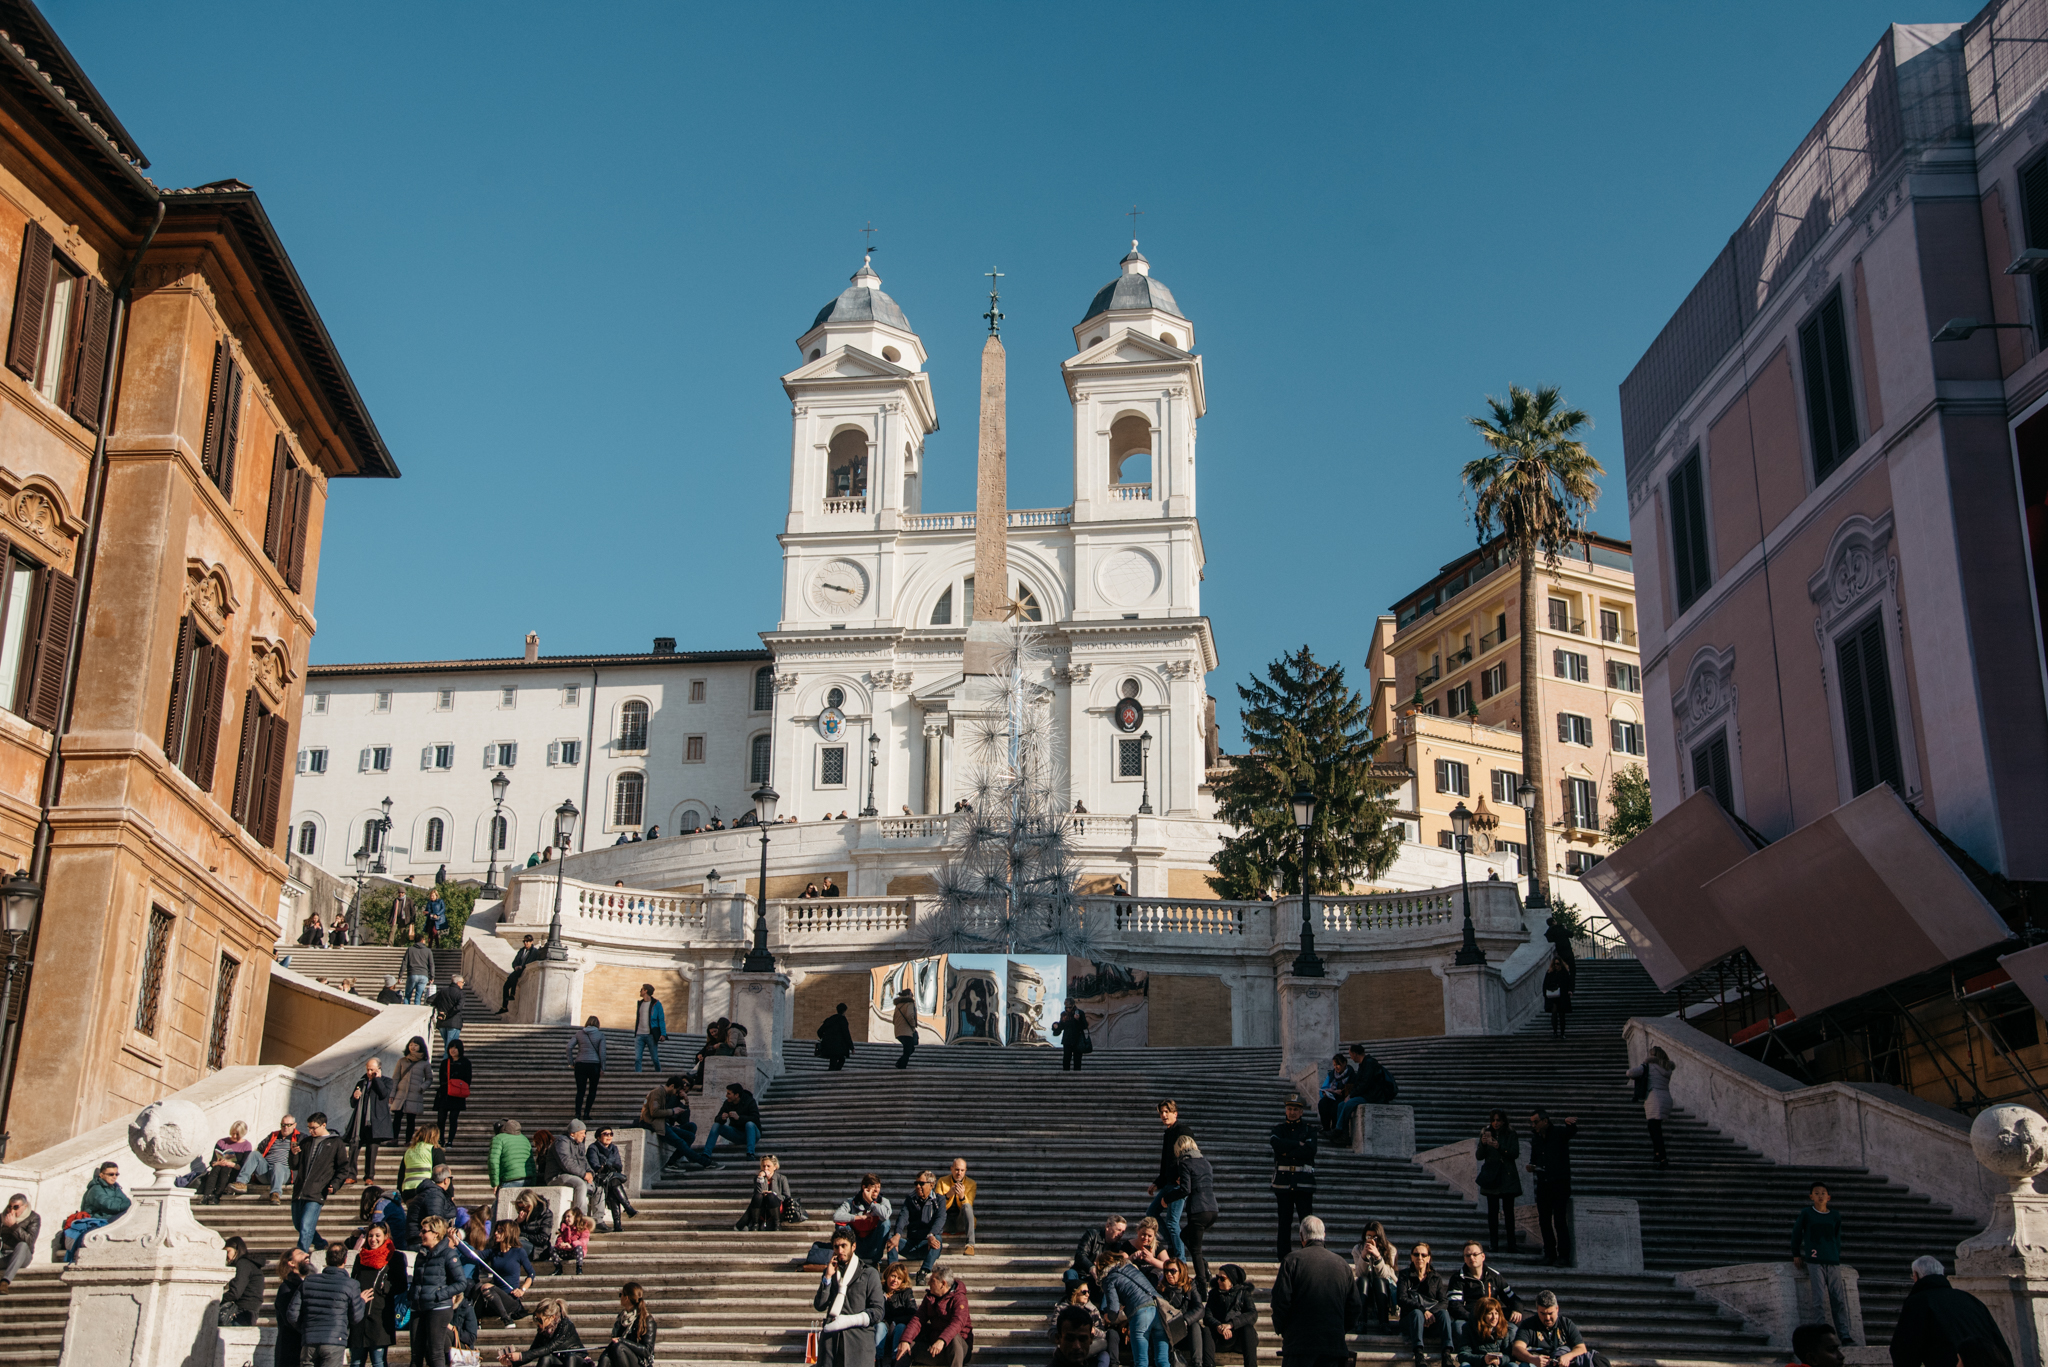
[348,1221,410,1367]
[737,1154,790,1231]
[1541,957,1573,1038]
[437,1041,472,1145]
[1475,1113,1522,1253]
[391,1037,432,1148]
[1053,1004,1092,1072]
[1158,1261,1209,1367]
[1626,1047,1677,1167]
[1099,1250,1169,1367]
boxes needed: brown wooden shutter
[229,686,260,820]
[191,642,228,790]
[286,468,310,593]
[23,566,75,731]
[67,279,112,430]
[199,342,229,480]
[5,223,52,381]
[216,361,242,497]
[263,436,291,563]
[163,615,196,757]
[257,713,288,846]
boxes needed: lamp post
[1515,779,1545,910]
[371,796,393,875]
[743,782,780,973]
[0,868,41,1162]
[863,731,879,818]
[348,844,370,944]
[1290,780,1323,977]
[1450,801,1487,966]
[544,798,578,962]
[481,770,510,896]
[1138,730,1154,816]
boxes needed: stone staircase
[0,954,1983,1365]
[270,943,467,998]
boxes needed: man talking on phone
[812,1231,884,1367]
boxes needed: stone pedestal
[612,1128,658,1202]
[215,1324,266,1367]
[515,956,579,1025]
[1675,1262,1865,1348]
[495,1184,575,1225]
[702,1055,765,1104]
[1953,1104,2048,1367]
[1442,962,1508,1036]
[1513,1196,1642,1273]
[1348,1104,1416,1158]
[60,1100,228,1367]
[727,970,791,1091]
[1277,974,1339,1102]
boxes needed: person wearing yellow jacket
[935,1158,977,1256]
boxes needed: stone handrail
[903,507,1074,531]
[777,897,918,938]
[1077,882,1524,950]
[571,884,712,936]
[1106,899,1256,936]
[1624,1015,2001,1222]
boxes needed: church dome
[813,258,912,331]
[1079,246,1184,324]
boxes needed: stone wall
[792,972,871,1042]
[1148,973,1232,1046]
[580,964,689,1036]
[259,971,378,1067]
[1341,966,1444,1039]
[1166,867,1222,899]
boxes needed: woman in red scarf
[348,1221,410,1367]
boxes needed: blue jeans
[439,1026,460,1052]
[292,1196,326,1250]
[1807,1261,1854,1343]
[236,1149,288,1195]
[878,1322,909,1365]
[349,1349,388,1367]
[1403,1306,1454,1356]
[635,1036,661,1071]
[896,1230,941,1274]
[1335,1097,1367,1138]
[1126,1301,1167,1367]
[1146,1192,1186,1259]
[703,1120,759,1159]
[659,1121,713,1167]
[406,976,430,1005]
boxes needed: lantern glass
[1451,802,1472,837]
[1289,782,1316,831]
[553,799,579,849]
[753,784,780,826]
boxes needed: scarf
[823,1253,862,1325]
[357,1242,392,1270]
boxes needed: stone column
[1277,974,1339,1102]
[1442,963,1507,1035]
[728,970,791,1097]
[516,956,580,1025]
[1953,1105,2048,1367]
[60,1100,228,1367]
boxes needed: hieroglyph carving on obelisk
[962,270,1009,676]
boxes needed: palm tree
[1463,384,1603,908]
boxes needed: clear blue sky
[48,0,1961,742]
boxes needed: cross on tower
[860,221,878,255]
[984,267,1004,337]
[1127,204,1143,247]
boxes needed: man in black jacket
[272,1248,309,1367]
[1397,1243,1455,1367]
[1524,1112,1578,1267]
[410,1164,459,1227]
[890,1171,946,1275]
[1447,1241,1522,1345]
[1269,1095,1319,1261]
[1890,1257,2014,1367]
[499,934,538,1014]
[704,1083,762,1161]
[1271,1216,1362,1366]
[430,975,465,1050]
[285,1243,365,1365]
[1148,1100,1194,1260]
[1066,1214,1130,1292]
[291,1112,346,1252]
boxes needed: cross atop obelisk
[962,269,1009,677]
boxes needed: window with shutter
[230,689,262,822]
[1836,613,1904,795]
[199,342,236,491]
[264,436,292,565]
[500,742,517,767]
[361,748,373,773]
[685,735,705,763]
[1564,777,1599,829]
[1668,448,1711,610]
[1691,731,1735,811]
[421,746,434,770]
[189,640,228,790]
[297,821,318,856]
[547,741,560,765]
[284,465,310,593]
[67,279,111,430]
[434,745,452,769]
[297,750,310,775]
[1799,288,1860,482]
[255,713,288,846]
[305,748,326,775]
[559,739,580,766]
[1435,758,1450,791]
[0,538,36,717]
[1492,770,1519,804]
[6,222,53,382]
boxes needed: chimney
[653,636,677,654]
[523,632,539,664]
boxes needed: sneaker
[963,1246,976,1256]
[268,1193,282,1205]
[229,1183,249,1194]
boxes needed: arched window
[490,813,508,851]
[678,809,702,832]
[930,585,952,626]
[1015,585,1042,622]
[296,821,317,856]
[613,772,646,828]
[753,667,775,712]
[424,817,445,853]
[826,429,869,504]
[750,734,772,784]
[1110,414,1153,486]
[618,699,649,751]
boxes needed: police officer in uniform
[1270,1094,1318,1261]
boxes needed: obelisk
[962,271,1009,676]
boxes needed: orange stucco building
[0,2,395,1155]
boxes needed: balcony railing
[1600,625,1638,645]
[1416,664,1441,688]
[903,507,1074,531]
[823,496,867,514]
[1548,617,1586,636]
[1448,647,1473,667]
[1110,483,1152,502]
[1480,628,1505,652]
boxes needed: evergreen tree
[1209,645,1400,899]
[1604,763,1653,847]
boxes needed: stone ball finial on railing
[1970,1104,2048,1190]
[127,1099,209,1181]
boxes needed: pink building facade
[1620,10,2048,884]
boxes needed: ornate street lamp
[1515,779,1546,910]
[743,782,780,973]
[863,731,880,818]
[346,845,369,944]
[1138,730,1154,816]
[1290,780,1323,977]
[482,770,510,896]
[544,798,579,961]
[1451,801,1487,966]
[371,796,393,874]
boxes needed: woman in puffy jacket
[1100,1251,1168,1367]
[408,1216,462,1367]
[1170,1137,1218,1290]
[1202,1264,1257,1367]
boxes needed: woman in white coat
[390,1036,432,1147]
[1626,1047,1676,1167]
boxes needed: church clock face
[808,559,869,614]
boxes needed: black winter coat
[1542,969,1573,1016]
[1891,1275,2014,1367]
[409,1240,462,1311]
[273,1274,306,1366]
[224,1252,265,1320]
[1397,1269,1450,1316]
[349,1250,409,1350]
[1175,1155,1218,1218]
[1205,1279,1257,1333]
[522,1315,587,1362]
[1157,1120,1193,1188]
[1447,1266,1518,1322]
[294,1135,347,1201]
[347,1074,394,1144]
[817,1013,854,1059]
[1526,1123,1577,1189]
[1476,1127,1522,1198]
[1269,1243,1362,1356]
[608,1307,660,1364]
[286,1266,365,1346]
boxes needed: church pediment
[1065,328,1190,368]
[783,345,909,383]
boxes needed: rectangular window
[1420,699,1441,716]
[1481,663,1508,699]
[1837,613,1904,795]
[500,686,517,708]
[1547,598,1571,631]
[1612,719,1645,755]
[1434,758,1470,796]
[546,739,580,767]
[1118,737,1144,778]
[163,616,229,790]
[754,668,776,712]
[434,744,454,770]
[485,741,516,768]
[368,746,391,772]
[1437,829,1457,850]
[1599,609,1625,643]
[1799,288,1860,482]
[373,690,391,713]
[612,772,645,827]
[1491,769,1520,804]
[311,692,328,714]
[1445,682,1473,715]
[261,437,311,592]
[197,340,243,498]
[1495,838,1528,874]
[31,256,77,405]
[820,745,846,786]
[0,554,38,716]
[689,679,707,703]
[206,953,239,1071]
[1564,776,1599,829]
[750,733,772,784]
[685,735,706,763]
[135,905,174,1035]
[435,689,453,711]
[1669,447,1711,611]
[563,684,579,706]
[1692,731,1734,811]
[1557,712,1594,747]
[230,691,287,846]
[1608,661,1641,692]
[1553,650,1589,682]
[1566,850,1605,876]
[299,747,328,775]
